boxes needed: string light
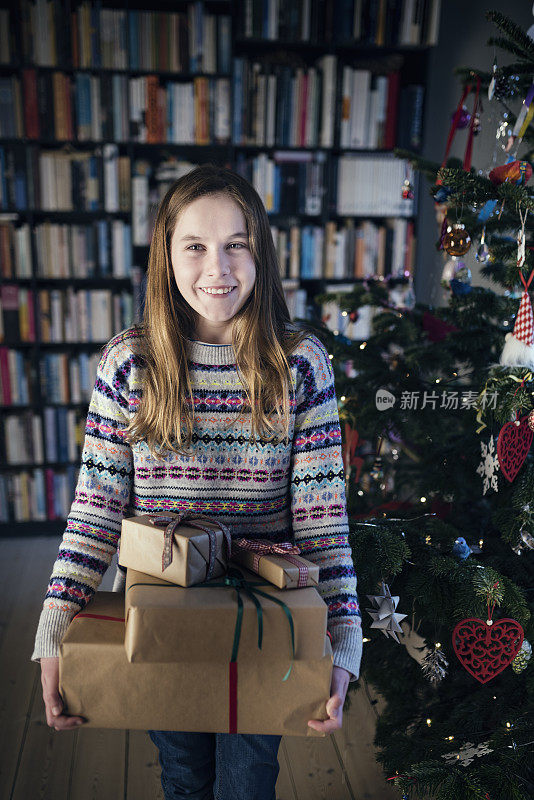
[435,642,441,649]
[506,738,534,751]
[435,378,441,383]
[360,342,367,349]
[329,354,333,359]
[479,539,484,548]
[363,637,371,643]
[340,396,346,402]
[341,311,347,316]
[425,534,432,545]
[357,490,364,496]
[420,496,427,503]
[426,718,432,726]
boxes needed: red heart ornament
[497,414,533,482]
[452,618,524,683]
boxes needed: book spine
[145,75,159,143]
[0,346,11,404]
[384,71,400,149]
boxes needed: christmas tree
[307,11,534,800]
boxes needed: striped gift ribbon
[148,513,232,580]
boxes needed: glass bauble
[476,241,490,262]
[475,242,490,262]
[511,640,532,674]
[401,179,414,199]
[494,73,516,100]
[488,61,497,100]
[454,262,472,285]
[520,526,534,550]
[451,104,471,129]
[441,259,456,286]
[443,223,472,256]
[369,457,384,482]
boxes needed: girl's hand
[307,666,351,733]
[40,656,86,731]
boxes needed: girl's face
[170,193,256,344]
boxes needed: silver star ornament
[366,582,407,643]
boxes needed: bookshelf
[0,0,440,532]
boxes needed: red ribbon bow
[232,538,309,588]
[148,512,232,579]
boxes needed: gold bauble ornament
[443,222,472,256]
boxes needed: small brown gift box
[230,537,320,589]
[118,512,231,586]
[59,592,332,736]
[124,565,327,664]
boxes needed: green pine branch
[486,36,533,62]
[486,10,534,59]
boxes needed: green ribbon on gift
[202,566,296,681]
[127,566,296,681]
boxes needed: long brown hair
[124,163,312,460]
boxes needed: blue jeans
[148,729,282,800]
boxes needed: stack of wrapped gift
[58,512,333,736]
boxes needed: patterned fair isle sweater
[31,326,362,681]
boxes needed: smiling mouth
[199,287,236,296]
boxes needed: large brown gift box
[124,565,327,664]
[59,592,333,736]
[230,538,320,589]
[118,512,231,586]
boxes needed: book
[397,84,425,151]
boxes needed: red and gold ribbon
[232,538,309,588]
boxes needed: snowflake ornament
[441,741,494,767]
[476,438,499,495]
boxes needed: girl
[32,164,362,800]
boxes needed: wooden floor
[0,537,398,800]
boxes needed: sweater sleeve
[30,333,135,662]
[290,336,362,682]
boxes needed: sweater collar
[186,338,236,365]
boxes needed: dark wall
[415,1,533,305]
